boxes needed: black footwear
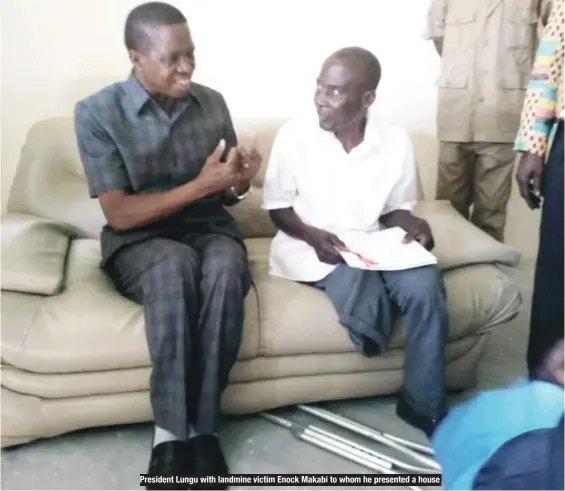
[146,441,190,490]
[396,395,446,438]
[188,435,229,490]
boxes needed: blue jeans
[313,264,448,417]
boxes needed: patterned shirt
[74,74,243,265]
[514,0,565,157]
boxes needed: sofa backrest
[6,116,434,239]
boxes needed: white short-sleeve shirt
[262,111,418,282]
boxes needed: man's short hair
[124,2,187,52]
[332,47,382,91]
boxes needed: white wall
[0,0,540,257]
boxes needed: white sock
[153,426,180,448]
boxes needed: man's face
[130,22,195,99]
[314,58,373,132]
[547,339,564,386]
[538,339,565,386]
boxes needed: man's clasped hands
[197,135,262,195]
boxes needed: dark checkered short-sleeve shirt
[74,74,243,265]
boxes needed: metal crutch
[302,422,438,474]
[297,405,434,456]
[297,404,440,471]
[260,413,424,491]
[262,412,437,474]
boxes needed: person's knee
[398,266,445,308]
[323,264,376,290]
[148,243,201,294]
[202,239,249,289]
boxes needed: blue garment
[473,415,564,490]
[431,378,564,490]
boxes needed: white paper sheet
[338,227,438,271]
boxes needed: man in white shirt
[262,47,448,437]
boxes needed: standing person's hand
[197,139,239,192]
[516,152,545,209]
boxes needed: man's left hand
[400,215,435,250]
[237,146,262,186]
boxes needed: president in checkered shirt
[74,2,261,487]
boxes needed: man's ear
[362,90,376,109]
[128,49,142,70]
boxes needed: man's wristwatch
[229,184,251,201]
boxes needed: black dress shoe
[146,441,190,490]
[188,435,229,490]
[396,395,447,438]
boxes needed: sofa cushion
[253,260,521,357]
[0,239,261,374]
[413,201,521,270]
[0,335,482,400]
[1,213,74,296]
[0,226,521,374]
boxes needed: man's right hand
[197,139,240,193]
[516,152,545,209]
[305,227,346,265]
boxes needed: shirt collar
[123,73,151,114]
[317,110,384,149]
[363,110,384,148]
[123,72,202,116]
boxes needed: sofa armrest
[2,213,76,295]
[413,200,522,270]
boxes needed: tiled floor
[1,260,534,490]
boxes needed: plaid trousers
[106,233,251,438]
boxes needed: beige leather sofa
[1,116,523,448]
